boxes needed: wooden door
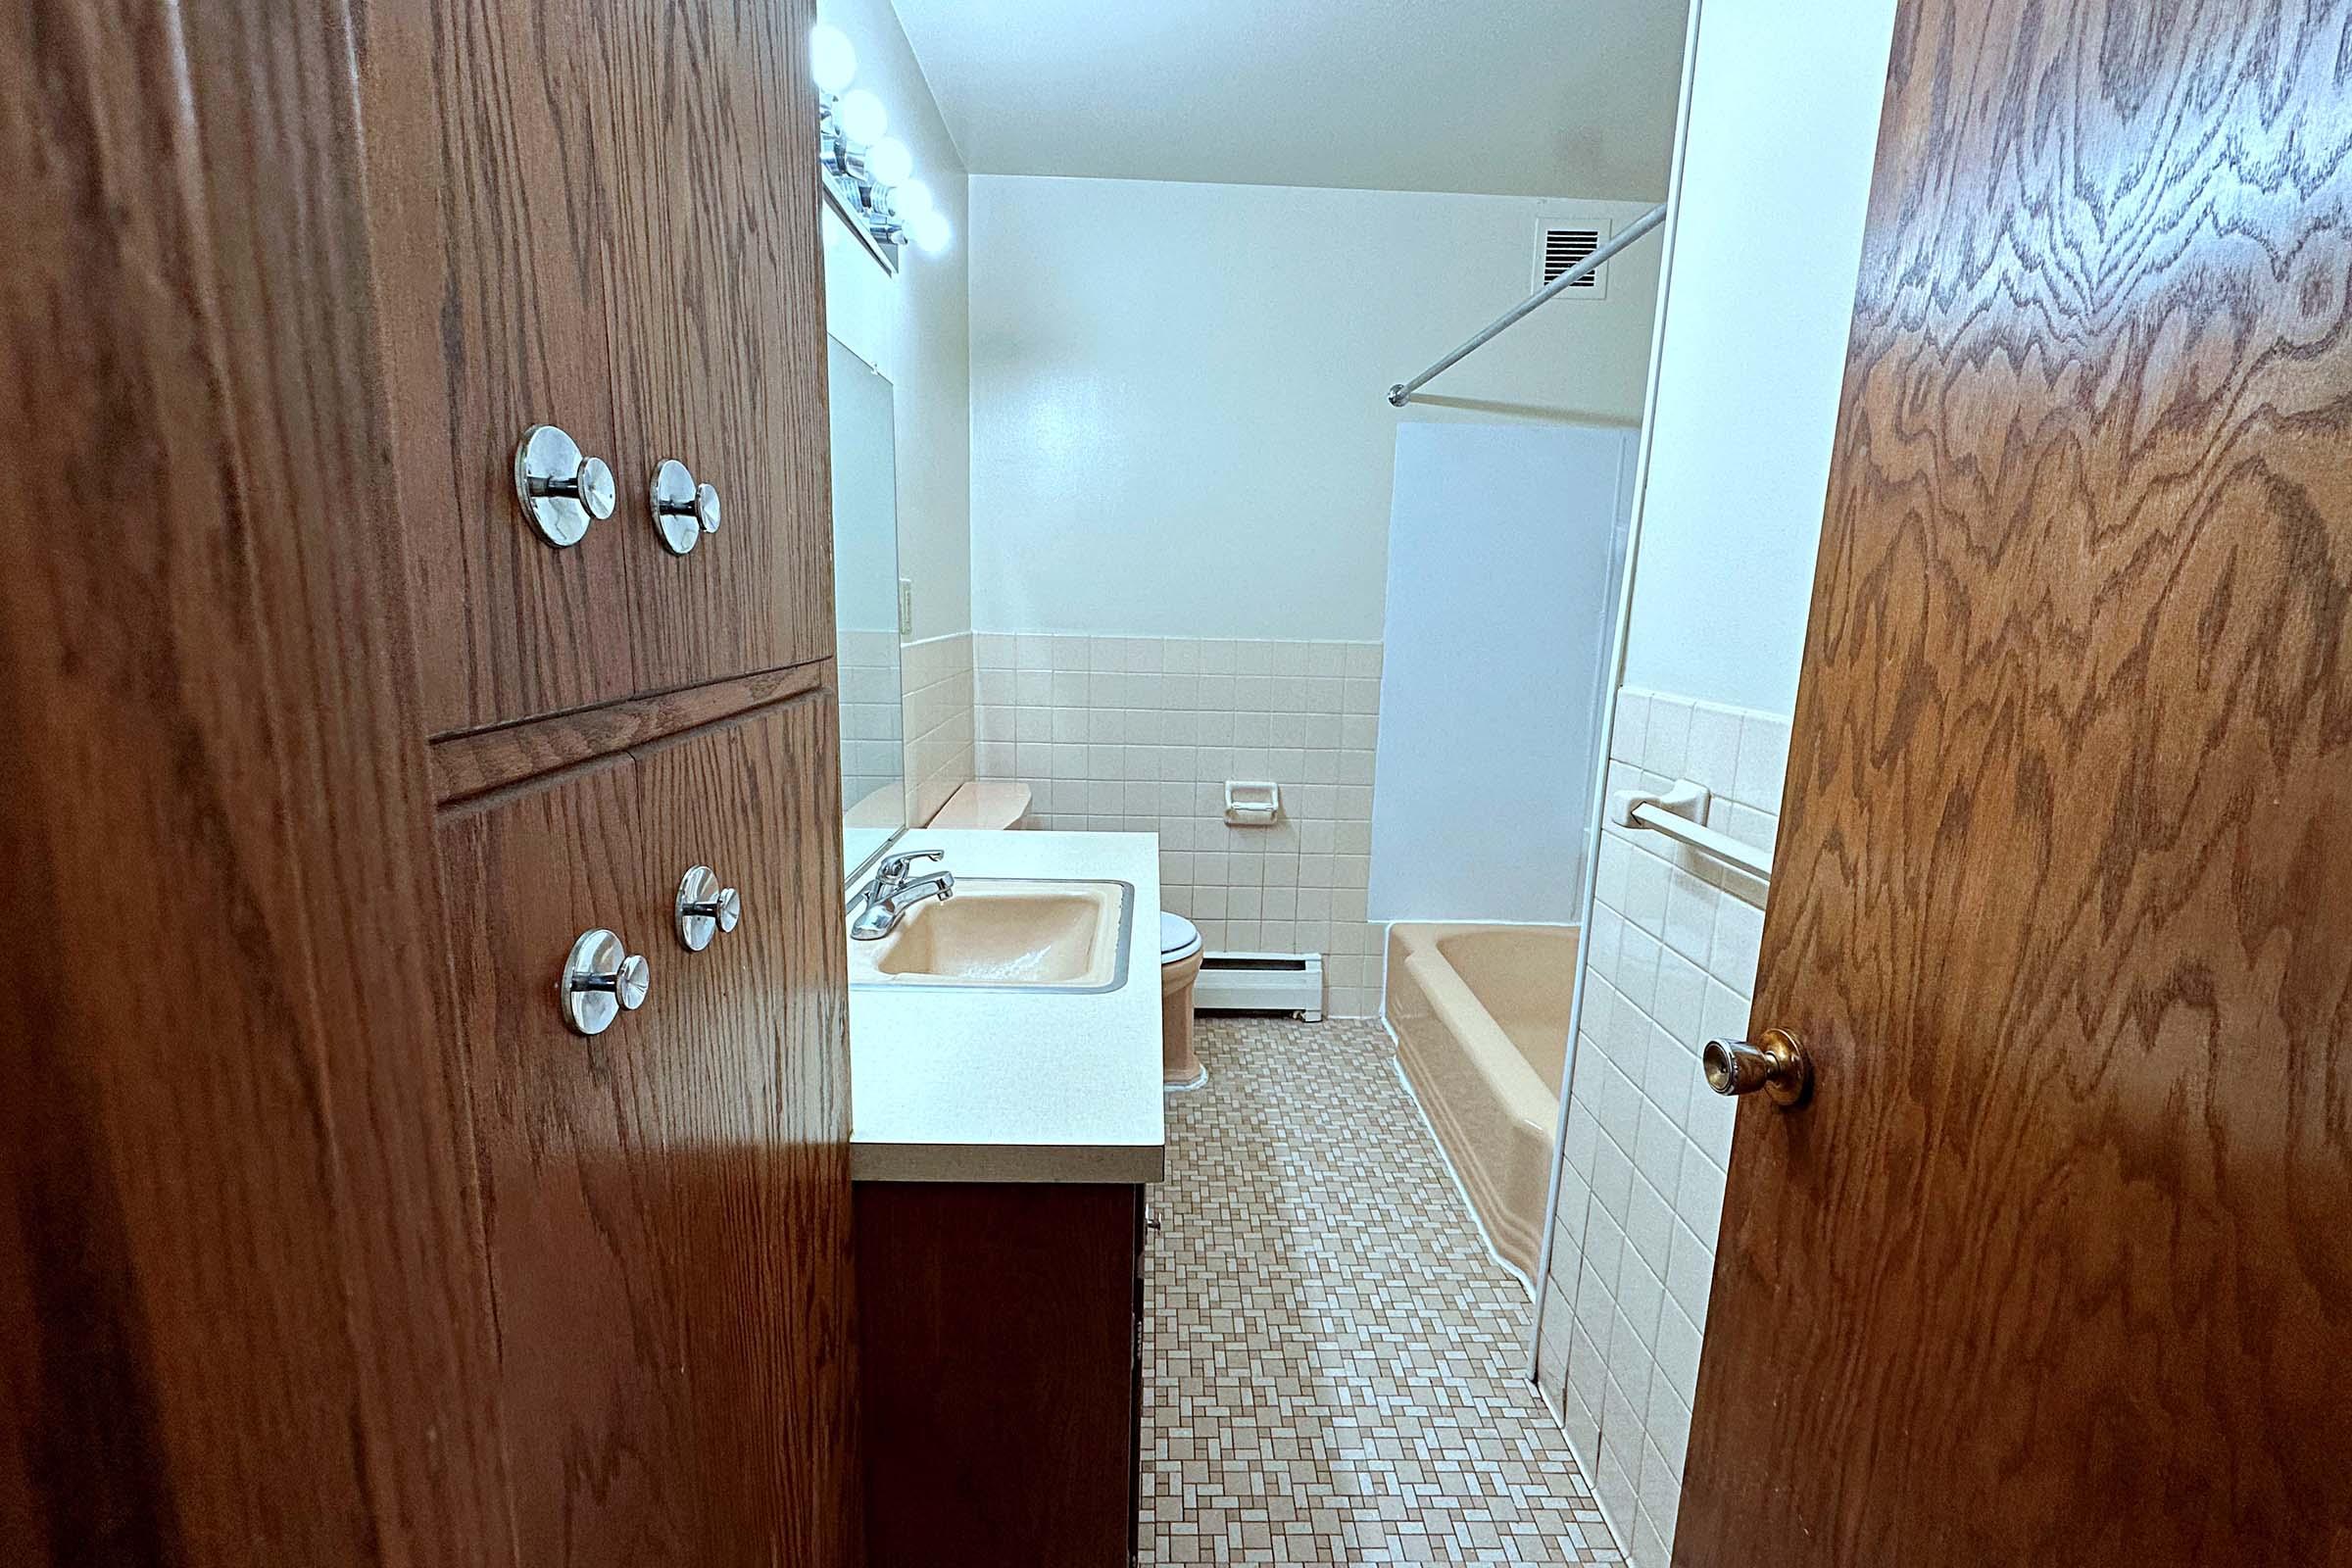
[1677,3,2352,1564]
[438,756,691,1564]
[855,1183,1142,1568]
[437,695,852,1567]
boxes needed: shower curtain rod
[1386,201,1669,408]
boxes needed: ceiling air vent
[1536,222,1608,297]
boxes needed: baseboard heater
[1194,952,1324,1022]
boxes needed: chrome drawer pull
[561,928,650,1036]
[514,423,615,547]
[650,459,722,556]
[674,865,742,952]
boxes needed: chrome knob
[674,865,742,952]
[650,459,722,555]
[560,928,650,1036]
[1703,1027,1811,1107]
[514,423,616,547]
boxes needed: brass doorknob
[1702,1027,1810,1107]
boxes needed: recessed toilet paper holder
[1223,780,1282,825]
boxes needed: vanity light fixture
[810,22,857,93]
[867,135,914,187]
[810,23,949,272]
[889,178,951,255]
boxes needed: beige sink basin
[848,878,1135,992]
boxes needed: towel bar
[1610,778,1772,882]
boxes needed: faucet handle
[878,867,953,917]
[878,847,945,879]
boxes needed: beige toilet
[1160,912,1205,1089]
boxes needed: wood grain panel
[0,0,513,1561]
[436,694,853,1565]
[604,0,835,696]
[428,660,827,806]
[439,756,707,1565]
[630,696,857,1567]
[360,0,635,735]
[1680,3,2352,1564]
[367,0,835,736]
[857,1183,1141,1568]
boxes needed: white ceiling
[887,0,1690,201]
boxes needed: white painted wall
[818,0,971,641]
[1369,422,1636,924]
[1616,1,1898,715]
[966,175,1664,640]
[1532,4,1900,1564]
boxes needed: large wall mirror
[829,335,906,882]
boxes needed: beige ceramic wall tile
[973,633,1388,1015]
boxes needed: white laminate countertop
[847,829,1166,1184]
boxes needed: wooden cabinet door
[857,1183,1141,1567]
[436,692,852,1566]
[605,2,836,704]
[629,697,856,1566]
[1675,2,2352,1563]
[363,0,632,735]
[364,0,833,739]
[438,755,699,1564]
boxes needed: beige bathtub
[1386,922,1578,1278]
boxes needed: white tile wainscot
[971,633,1386,1018]
[1532,686,1790,1568]
[840,627,906,829]
[901,630,975,830]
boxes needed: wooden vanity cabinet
[856,1181,1149,1568]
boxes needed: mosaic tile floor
[1143,1017,1623,1565]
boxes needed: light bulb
[893,178,935,220]
[838,88,888,146]
[909,207,951,255]
[868,136,913,187]
[809,24,857,94]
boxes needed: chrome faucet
[850,847,956,941]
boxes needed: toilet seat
[1159,911,1202,964]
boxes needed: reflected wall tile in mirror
[829,335,907,879]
